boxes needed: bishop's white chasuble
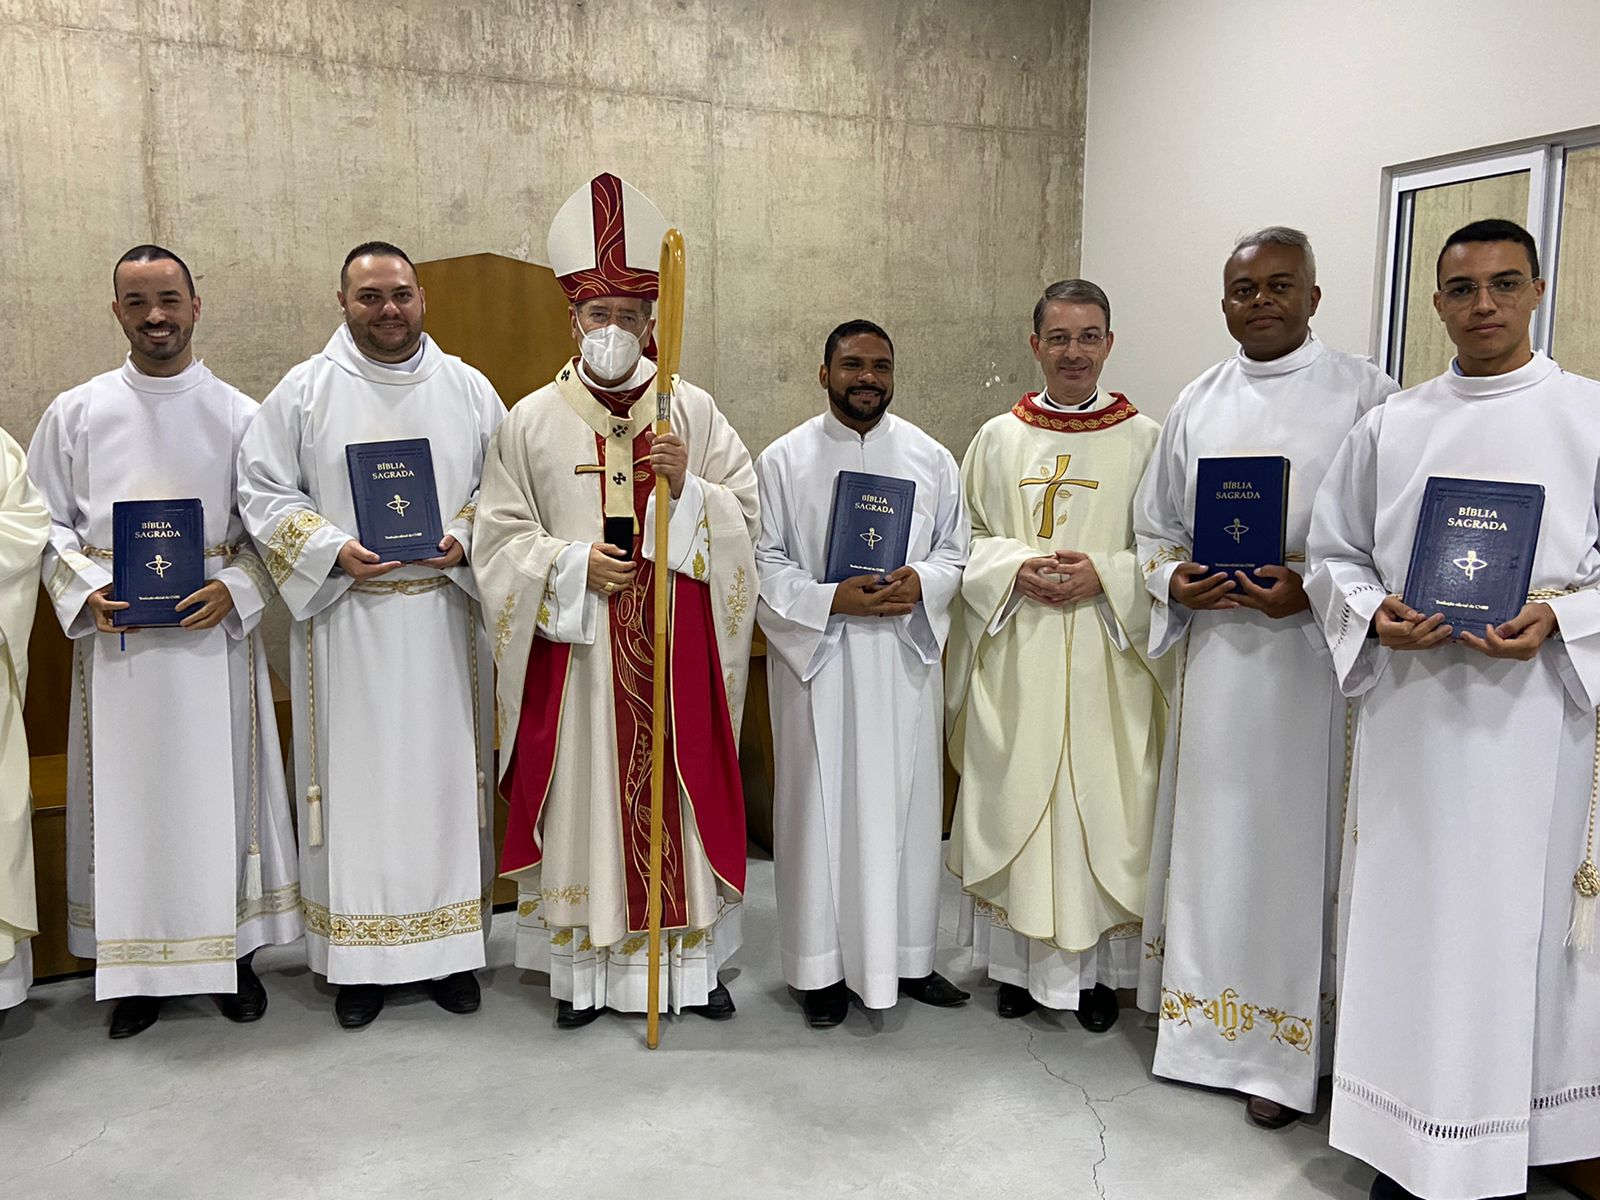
[474,358,758,1013]
[1132,335,1395,1111]
[1308,353,1600,1198]
[0,428,48,1009]
[28,359,300,999]
[946,393,1170,1006]
[756,410,968,1008]
[238,327,501,985]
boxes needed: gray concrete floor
[0,859,1572,1200]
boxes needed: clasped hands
[1372,595,1556,660]
[1168,562,1308,619]
[1016,550,1103,606]
[89,579,235,633]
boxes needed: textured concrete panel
[886,0,1089,133]
[2,0,1089,461]
[0,23,149,425]
[710,104,891,451]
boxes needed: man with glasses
[1309,219,1600,1199]
[1133,227,1396,1128]
[474,174,759,1029]
[947,279,1170,1031]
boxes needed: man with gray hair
[1132,228,1396,1126]
[947,279,1170,1031]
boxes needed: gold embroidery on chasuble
[494,594,517,663]
[723,565,750,638]
[265,509,331,586]
[1019,455,1100,539]
[454,501,477,524]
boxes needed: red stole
[501,369,746,932]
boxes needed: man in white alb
[1309,219,1600,1200]
[29,245,300,1038]
[1134,227,1396,1127]
[757,319,970,1027]
[239,241,503,1029]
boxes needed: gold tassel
[245,848,263,902]
[307,785,324,848]
[1567,859,1599,952]
[478,770,488,829]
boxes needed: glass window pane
[1400,171,1530,387]
[1553,145,1600,380]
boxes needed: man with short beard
[946,280,1170,1031]
[238,241,503,1029]
[28,245,301,1038]
[756,320,971,1028]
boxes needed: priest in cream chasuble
[238,243,501,1028]
[0,425,48,1011]
[947,280,1170,1028]
[28,247,299,1037]
[474,173,758,1023]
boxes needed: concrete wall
[0,0,1090,457]
[1080,0,1600,417]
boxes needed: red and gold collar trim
[1012,391,1138,433]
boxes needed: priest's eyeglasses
[1438,276,1541,306]
[1040,331,1106,350]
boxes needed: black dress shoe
[556,1000,603,1029]
[428,971,481,1015]
[1245,1094,1303,1129]
[802,981,850,1028]
[1369,1177,1520,1200]
[1073,983,1120,1033]
[685,982,736,1020]
[898,971,971,1008]
[335,983,385,1029]
[216,955,268,1023]
[996,982,1038,1019]
[109,995,162,1040]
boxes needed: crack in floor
[1021,1027,1160,1199]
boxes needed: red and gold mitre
[546,172,670,304]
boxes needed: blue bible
[112,498,206,628]
[1191,456,1290,585]
[823,471,917,583]
[345,438,445,563]
[1402,476,1544,632]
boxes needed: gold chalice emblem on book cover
[1452,549,1488,580]
[1225,517,1249,544]
[144,554,173,578]
[860,527,883,550]
[386,493,412,518]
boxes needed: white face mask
[580,324,642,381]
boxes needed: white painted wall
[1080,0,1600,416]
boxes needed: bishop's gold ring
[604,581,616,593]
